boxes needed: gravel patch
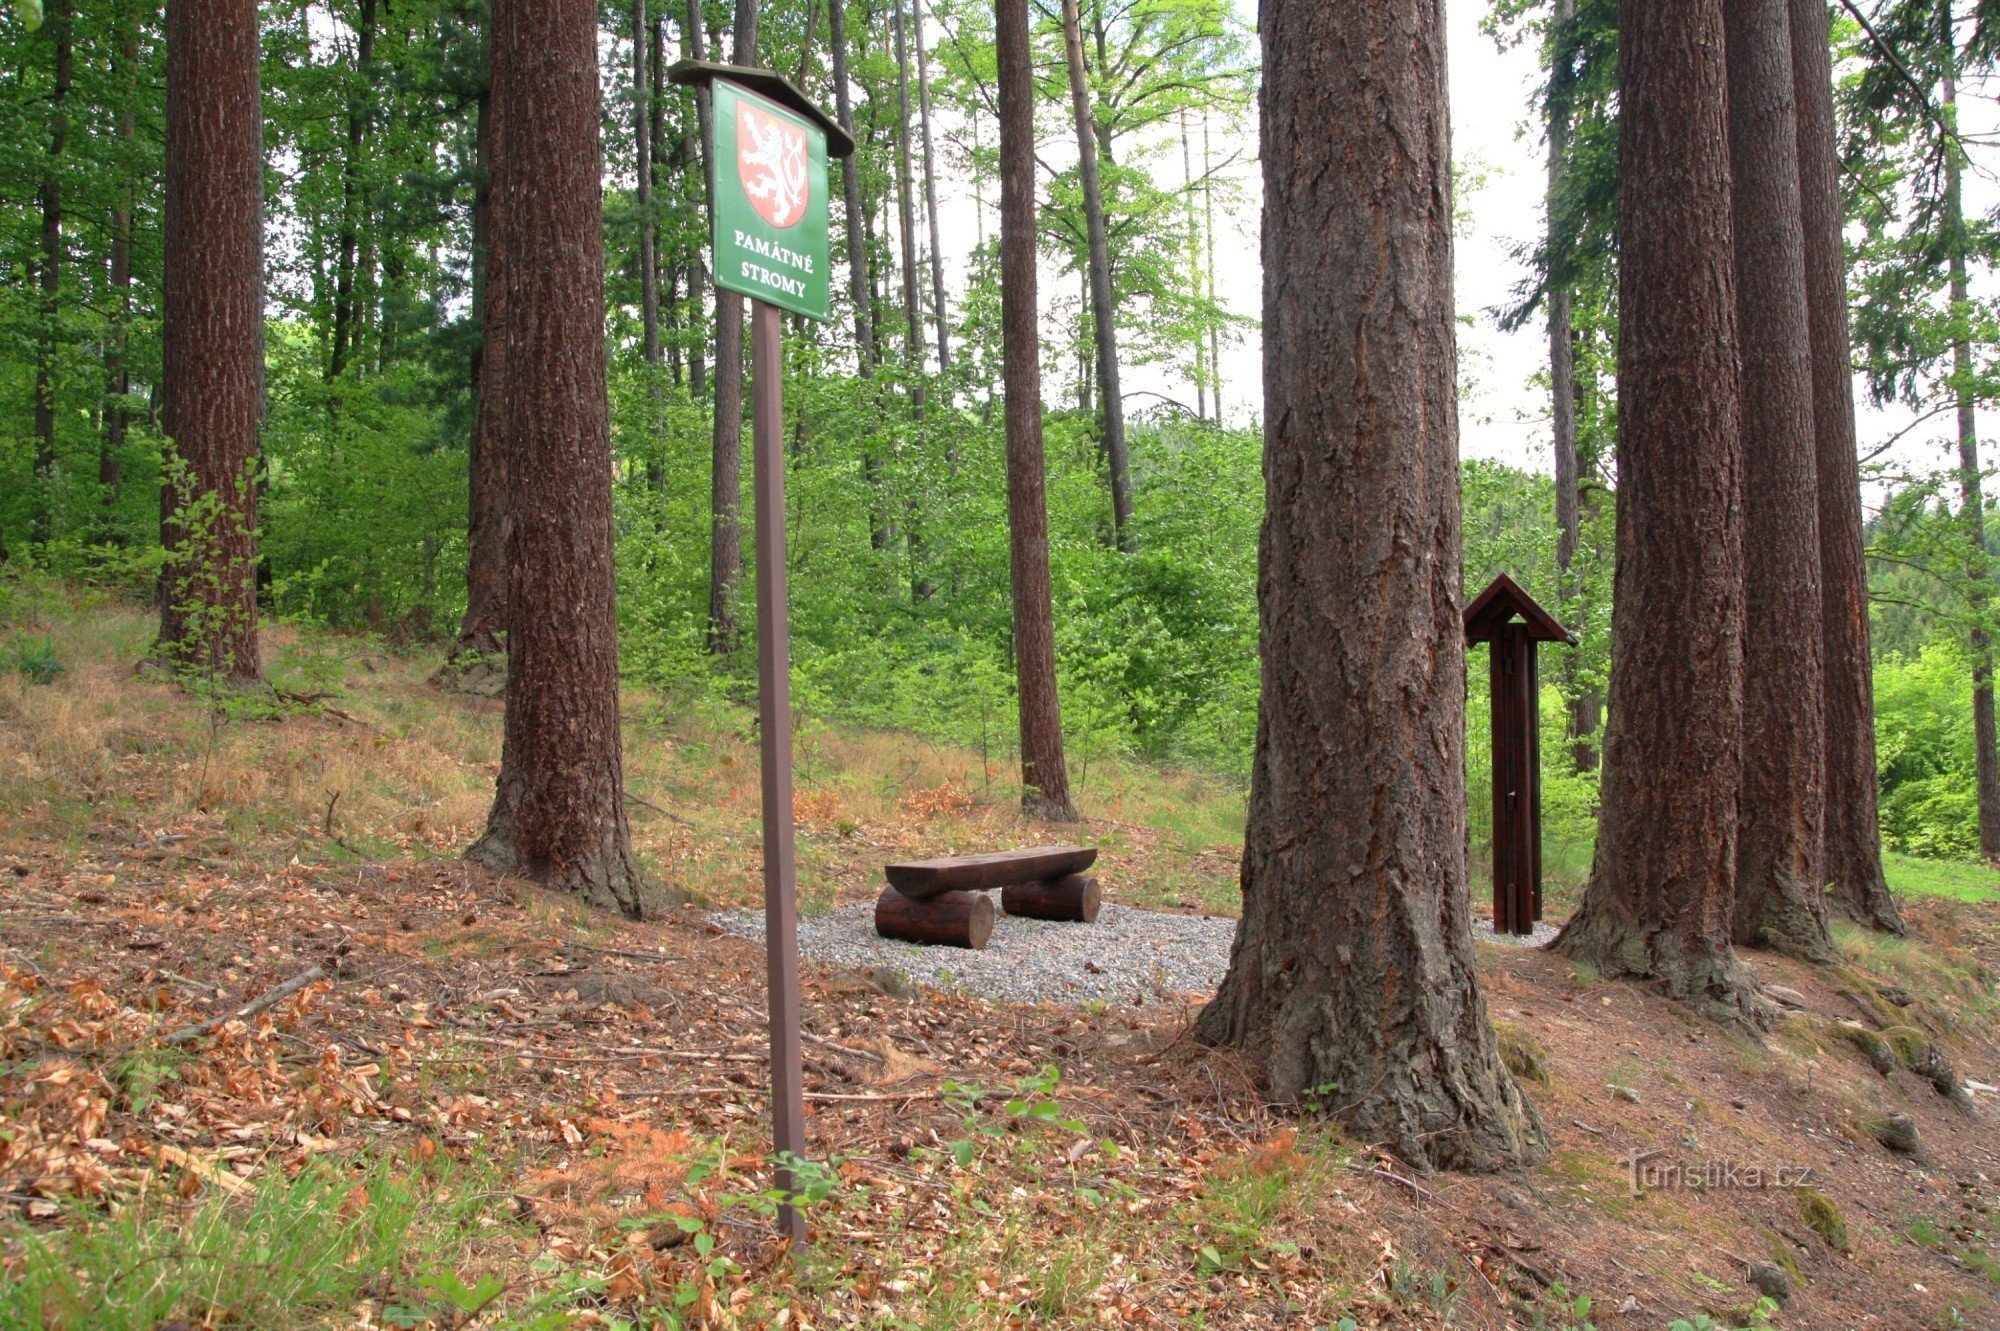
[1473,917,1561,949]
[711,902,1237,1006]
[710,902,1563,1005]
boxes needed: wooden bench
[874,846,1103,949]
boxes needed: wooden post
[751,297,805,1245]
[1465,575,1574,937]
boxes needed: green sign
[711,80,832,322]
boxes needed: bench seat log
[884,846,1097,900]
[874,888,995,949]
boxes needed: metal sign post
[666,59,853,1255]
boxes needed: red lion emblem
[736,99,810,229]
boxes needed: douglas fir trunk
[1556,0,1764,1026]
[1725,0,1834,961]
[1194,0,1544,1171]
[1790,0,1902,931]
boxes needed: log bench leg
[874,888,995,949]
[1001,874,1102,923]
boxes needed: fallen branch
[445,1031,763,1063]
[163,965,326,1044]
[802,1030,885,1063]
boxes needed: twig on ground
[163,965,327,1044]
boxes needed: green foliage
[1876,640,1984,858]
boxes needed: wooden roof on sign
[1464,572,1577,645]
[665,60,856,158]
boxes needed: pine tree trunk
[33,0,71,545]
[997,0,1077,823]
[330,0,376,380]
[680,2,709,400]
[469,0,644,917]
[1556,0,1764,1026]
[1196,0,1544,1171]
[160,0,263,682]
[891,0,925,389]
[441,60,510,695]
[1059,0,1131,550]
[705,0,757,656]
[1938,12,2000,861]
[832,0,889,549]
[915,0,950,381]
[1725,0,1834,961]
[830,0,874,373]
[1791,0,1902,931]
[635,0,660,370]
[103,13,136,509]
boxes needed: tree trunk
[892,0,923,380]
[634,0,664,491]
[1060,0,1131,550]
[997,0,1077,823]
[1197,0,1544,1172]
[705,0,757,656]
[1203,111,1221,423]
[915,0,951,381]
[160,0,263,682]
[1182,112,1206,421]
[1725,0,1834,961]
[832,0,890,549]
[33,0,72,545]
[680,2,709,399]
[103,12,137,508]
[1555,0,1764,1027]
[635,0,660,370]
[1938,12,2000,861]
[468,0,644,917]
[1791,0,1902,930]
[830,0,874,374]
[1547,0,1596,772]
[330,0,377,381]
[441,56,510,695]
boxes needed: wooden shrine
[1464,574,1576,936]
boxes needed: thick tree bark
[1196,0,1544,1172]
[1938,15,2000,861]
[160,0,263,682]
[997,0,1077,823]
[1556,0,1764,1027]
[1725,0,1834,961]
[330,0,377,380]
[441,63,510,696]
[469,0,644,917]
[103,11,137,508]
[915,0,951,380]
[1791,0,1902,930]
[33,0,71,544]
[1060,0,1131,550]
[705,0,757,656]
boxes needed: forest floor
[3,582,2000,1330]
